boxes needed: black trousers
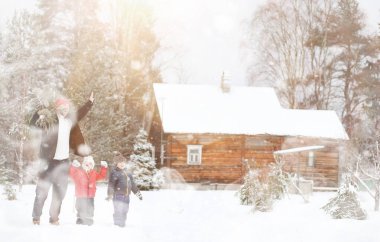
[75,197,95,225]
[32,159,70,222]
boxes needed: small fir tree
[238,170,261,205]
[322,173,367,220]
[238,159,289,212]
[130,128,164,190]
[268,159,289,200]
[238,170,274,212]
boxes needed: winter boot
[49,218,59,225]
[76,218,83,225]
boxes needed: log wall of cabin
[279,137,341,187]
[163,134,341,187]
[243,135,283,171]
[166,134,244,183]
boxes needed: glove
[100,160,108,168]
[72,159,80,167]
[136,191,143,201]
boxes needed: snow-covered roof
[153,83,349,140]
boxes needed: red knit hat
[55,98,69,107]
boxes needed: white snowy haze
[1,1,380,242]
[1,0,379,85]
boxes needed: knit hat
[82,155,95,171]
[55,98,69,108]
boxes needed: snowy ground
[1,184,379,242]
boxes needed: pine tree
[325,0,378,136]
[238,170,261,206]
[322,173,367,219]
[356,43,380,149]
[30,0,75,93]
[64,0,161,160]
[238,159,289,212]
[268,159,289,200]
[0,10,38,191]
[238,170,274,212]
[1,0,162,172]
[130,128,164,190]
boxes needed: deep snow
[1,184,379,242]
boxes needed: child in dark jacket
[70,156,108,225]
[107,153,142,227]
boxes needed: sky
[0,0,380,86]
[1,184,380,242]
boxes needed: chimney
[220,72,231,93]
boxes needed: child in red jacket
[70,156,107,225]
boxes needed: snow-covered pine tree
[63,0,161,160]
[30,0,75,92]
[322,173,367,220]
[238,158,289,212]
[238,169,273,212]
[238,170,261,205]
[1,2,75,189]
[268,158,289,200]
[130,128,164,190]
[0,10,39,191]
[0,155,17,200]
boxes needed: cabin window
[187,145,202,165]
[308,151,315,167]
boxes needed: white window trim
[187,145,202,165]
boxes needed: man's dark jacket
[30,100,93,161]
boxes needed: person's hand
[100,160,108,168]
[136,191,143,201]
[105,196,112,201]
[89,91,94,103]
[72,159,80,167]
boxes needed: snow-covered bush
[354,140,380,211]
[3,182,17,200]
[0,155,17,200]
[322,174,367,220]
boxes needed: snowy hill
[0,184,379,242]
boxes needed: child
[70,156,108,225]
[107,153,142,227]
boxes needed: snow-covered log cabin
[148,83,349,187]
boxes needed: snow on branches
[322,173,367,220]
[129,129,164,190]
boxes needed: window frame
[187,145,203,165]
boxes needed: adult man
[31,92,94,225]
